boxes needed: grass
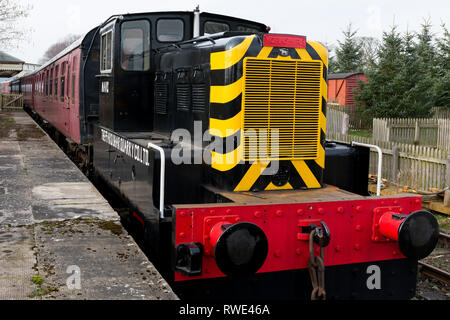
[348,129,373,138]
[0,113,16,138]
[29,274,58,298]
[0,113,44,140]
[32,275,44,286]
[435,213,450,233]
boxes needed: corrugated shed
[345,73,367,106]
[328,72,367,106]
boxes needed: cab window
[121,20,150,71]
[204,21,229,35]
[157,19,184,42]
[100,30,113,72]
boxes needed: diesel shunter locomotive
[15,9,439,300]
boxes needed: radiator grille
[242,58,322,161]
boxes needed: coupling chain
[308,227,326,300]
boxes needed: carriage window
[60,63,66,102]
[55,76,58,100]
[121,20,150,71]
[67,66,70,102]
[55,66,58,100]
[237,25,260,33]
[157,19,184,42]
[46,72,49,96]
[101,31,113,72]
[60,77,65,101]
[72,73,75,104]
[204,21,229,35]
[49,70,53,98]
[72,58,76,104]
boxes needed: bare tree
[357,36,380,71]
[38,34,81,64]
[0,0,31,49]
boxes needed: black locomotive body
[18,9,440,300]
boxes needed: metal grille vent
[155,82,168,114]
[242,58,322,161]
[176,84,191,111]
[192,84,207,112]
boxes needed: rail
[417,232,450,285]
[418,261,449,285]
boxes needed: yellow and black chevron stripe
[209,35,328,192]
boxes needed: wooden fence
[432,107,450,119]
[327,131,450,191]
[0,93,23,110]
[438,119,450,151]
[328,104,372,130]
[326,108,349,135]
[373,118,450,151]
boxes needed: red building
[328,72,367,106]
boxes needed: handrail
[147,142,166,219]
[351,141,383,196]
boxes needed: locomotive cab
[97,11,266,133]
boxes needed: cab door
[98,21,115,130]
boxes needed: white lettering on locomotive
[101,128,150,166]
[366,265,381,290]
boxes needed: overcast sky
[7,0,450,64]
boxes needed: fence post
[446,156,450,207]
[447,156,450,189]
[392,146,399,184]
[414,121,419,145]
[342,113,349,135]
[445,190,450,207]
[386,121,391,142]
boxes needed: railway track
[417,232,449,286]
[438,231,450,247]
[418,261,449,285]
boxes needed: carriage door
[62,61,70,134]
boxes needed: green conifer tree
[407,19,437,116]
[355,25,404,118]
[433,23,450,108]
[335,23,363,73]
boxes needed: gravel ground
[414,238,449,300]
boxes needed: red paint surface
[371,206,402,243]
[263,34,306,49]
[378,211,404,241]
[174,196,422,281]
[327,73,367,106]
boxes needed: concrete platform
[0,111,177,299]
